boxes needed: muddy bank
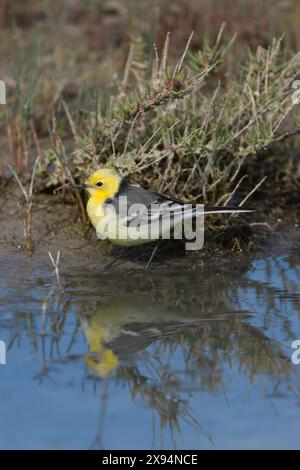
[0,179,299,276]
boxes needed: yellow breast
[87,197,106,229]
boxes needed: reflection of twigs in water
[133,317,294,423]
[90,380,108,450]
[35,253,67,382]
[48,250,64,293]
[67,317,82,354]
[34,334,58,384]
[230,256,300,341]
[36,287,66,383]
[119,364,213,448]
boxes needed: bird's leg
[145,244,160,272]
[104,247,132,270]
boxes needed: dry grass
[36,31,300,211]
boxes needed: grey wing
[123,186,190,227]
[104,184,158,226]
[105,184,157,211]
[105,182,197,227]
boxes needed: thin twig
[239,176,267,207]
[173,32,194,79]
[8,156,40,252]
[48,250,64,293]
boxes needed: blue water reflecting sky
[0,250,300,449]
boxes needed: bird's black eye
[96,181,103,187]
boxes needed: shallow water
[0,245,300,450]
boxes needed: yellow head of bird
[84,168,122,202]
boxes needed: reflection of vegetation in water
[4,253,300,447]
[77,261,296,446]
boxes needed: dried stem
[8,156,40,252]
